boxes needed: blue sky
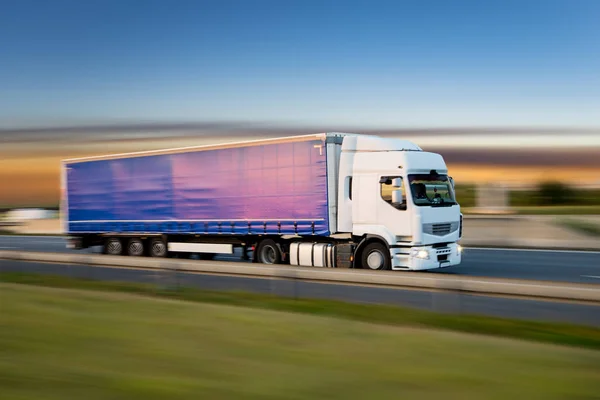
[1,0,599,129]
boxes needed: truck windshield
[408,174,457,207]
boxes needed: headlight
[457,245,463,254]
[411,249,430,259]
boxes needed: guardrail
[0,250,599,305]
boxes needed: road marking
[581,275,600,279]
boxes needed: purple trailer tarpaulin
[64,137,331,236]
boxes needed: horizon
[2,126,600,207]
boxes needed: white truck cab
[336,134,462,271]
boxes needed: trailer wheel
[361,242,391,270]
[150,238,167,258]
[105,238,123,256]
[256,239,282,265]
[127,238,144,257]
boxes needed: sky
[1,0,600,130]
[2,0,600,206]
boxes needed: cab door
[377,176,412,240]
[352,173,377,226]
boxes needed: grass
[1,282,599,400]
[2,272,600,351]
[557,219,600,237]
[454,184,600,215]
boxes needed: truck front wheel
[361,242,391,270]
[256,239,282,265]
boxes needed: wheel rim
[261,246,276,264]
[152,241,166,257]
[107,240,122,255]
[129,241,143,256]
[366,250,384,269]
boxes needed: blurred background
[1,0,599,235]
[2,2,600,398]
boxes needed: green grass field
[454,184,600,215]
[1,282,599,399]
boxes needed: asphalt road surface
[1,235,599,284]
[1,259,599,327]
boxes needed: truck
[61,132,463,271]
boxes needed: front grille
[437,254,448,262]
[423,222,459,236]
[432,223,451,235]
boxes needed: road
[1,235,599,284]
[1,259,599,327]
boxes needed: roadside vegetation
[456,181,600,214]
[1,279,599,400]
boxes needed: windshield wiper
[431,202,455,207]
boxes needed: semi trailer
[61,132,463,271]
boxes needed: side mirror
[391,177,403,188]
[448,176,455,189]
[392,189,403,204]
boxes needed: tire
[127,238,144,257]
[360,242,391,270]
[149,238,167,258]
[256,239,282,265]
[104,238,123,256]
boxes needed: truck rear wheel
[127,238,144,256]
[104,238,123,256]
[256,239,282,265]
[150,238,167,258]
[361,242,391,270]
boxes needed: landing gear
[241,244,251,261]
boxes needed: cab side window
[380,176,406,210]
[347,176,352,200]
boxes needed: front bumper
[391,242,462,271]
